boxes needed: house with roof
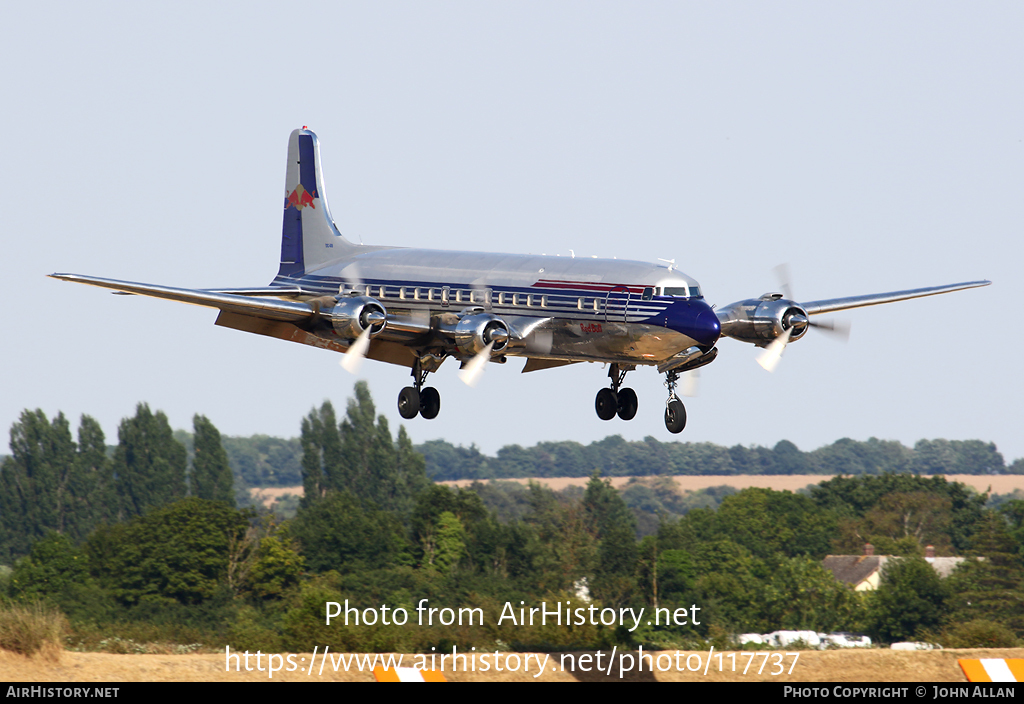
[822,544,968,591]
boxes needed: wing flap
[49,273,315,323]
[802,280,990,315]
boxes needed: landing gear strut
[663,370,686,434]
[594,364,638,421]
[398,356,443,420]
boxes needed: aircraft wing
[801,280,990,315]
[49,273,315,323]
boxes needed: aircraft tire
[398,387,420,419]
[664,398,686,434]
[419,387,441,420]
[616,388,638,420]
[595,388,618,420]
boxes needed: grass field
[4,648,1021,682]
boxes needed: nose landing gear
[663,369,686,433]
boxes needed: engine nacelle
[716,294,809,345]
[327,296,387,340]
[444,313,510,357]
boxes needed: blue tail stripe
[298,134,317,196]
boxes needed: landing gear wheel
[595,388,618,420]
[616,388,638,421]
[398,387,420,419]
[419,387,441,419]
[664,398,686,434]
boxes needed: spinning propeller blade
[458,342,495,387]
[756,326,793,373]
[340,326,371,374]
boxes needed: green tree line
[2,383,1023,654]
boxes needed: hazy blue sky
[2,3,1020,462]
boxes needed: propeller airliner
[51,129,990,433]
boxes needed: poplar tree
[192,414,235,505]
[113,403,187,519]
[299,383,429,514]
[0,411,113,561]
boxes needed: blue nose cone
[665,300,721,349]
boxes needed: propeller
[458,341,495,387]
[756,325,794,372]
[340,326,371,374]
[756,264,850,372]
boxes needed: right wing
[49,273,316,323]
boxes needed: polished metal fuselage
[271,246,721,367]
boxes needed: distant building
[822,544,968,591]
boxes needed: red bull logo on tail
[285,184,317,210]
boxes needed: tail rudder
[277,128,356,280]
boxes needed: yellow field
[250,475,1023,508]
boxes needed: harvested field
[248,475,1023,507]
[3,648,1022,682]
[439,474,1024,495]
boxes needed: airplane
[51,128,990,434]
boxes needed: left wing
[801,280,991,315]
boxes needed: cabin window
[378,286,387,299]
[642,287,654,301]
[541,295,548,308]
[577,297,584,310]
[399,287,407,300]
[592,298,599,312]
[497,292,505,305]
[513,293,521,306]
[527,295,534,307]
[441,286,450,307]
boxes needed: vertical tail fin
[276,128,357,280]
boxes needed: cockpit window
[663,287,689,297]
[689,286,701,298]
[641,287,654,301]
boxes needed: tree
[946,512,1024,635]
[299,383,429,513]
[833,491,954,555]
[0,411,113,561]
[868,557,948,643]
[811,474,985,553]
[299,400,341,506]
[582,472,638,605]
[85,497,250,605]
[712,488,836,559]
[8,532,88,600]
[113,403,187,519]
[433,511,466,573]
[191,415,235,505]
[290,491,409,573]
[758,557,864,633]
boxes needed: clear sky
[1,3,1020,462]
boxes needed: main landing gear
[594,364,638,422]
[663,370,686,434]
[398,357,442,420]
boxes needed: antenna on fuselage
[658,258,676,271]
